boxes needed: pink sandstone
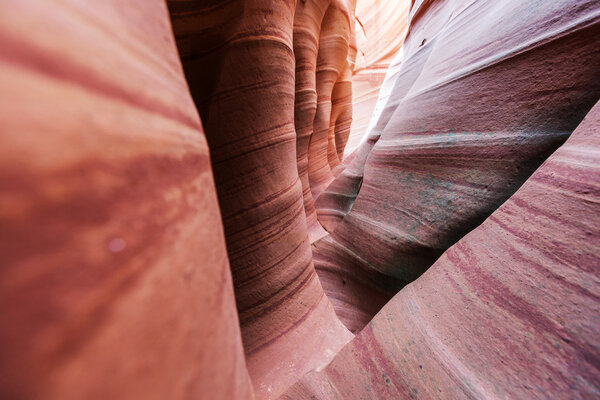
[284,100,600,399]
[0,0,598,399]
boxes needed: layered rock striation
[0,0,598,399]
[168,0,353,397]
[346,0,411,154]
[313,0,600,332]
[0,1,251,398]
[285,100,600,400]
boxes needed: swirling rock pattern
[168,0,352,398]
[314,48,406,234]
[314,0,600,332]
[0,0,251,398]
[294,0,356,242]
[1,0,599,399]
[346,0,410,154]
[306,2,355,202]
[283,101,600,400]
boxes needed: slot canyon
[0,0,599,398]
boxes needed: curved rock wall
[0,1,252,398]
[1,0,361,398]
[294,0,357,242]
[1,0,598,399]
[313,0,600,332]
[284,100,600,400]
[314,48,406,233]
[168,0,353,397]
[346,0,410,154]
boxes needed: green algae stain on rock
[382,372,391,384]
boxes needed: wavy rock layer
[1,0,599,399]
[312,0,412,235]
[168,1,353,398]
[284,100,600,400]
[314,0,600,332]
[294,0,357,242]
[0,1,251,398]
[314,48,406,233]
[346,0,410,154]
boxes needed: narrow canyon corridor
[0,0,599,399]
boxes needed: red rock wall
[314,2,410,233]
[0,1,252,398]
[168,0,353,398]
[346,0,410,155]
[294,0,357,242]
[284,100,600,399]
[0,0,360,398]
[313,0,600,333]
[1,0,598,399]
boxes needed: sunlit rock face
[314,0,410,235]
[0,0,359,398]
[283,101,600,400]
[0,1,252,398]
[294,0,357,242]
[312,0,600,333]
[345,0,410,155]
[1,0,599,399]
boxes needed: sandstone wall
[1,0,598,399]
[313,0,600,333]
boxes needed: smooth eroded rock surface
[168,1,353,397]
[1,0,598,399]
[0,0,251,398]
[284,100,600,400]
[313,0,600,332]
[345,0,410,154]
